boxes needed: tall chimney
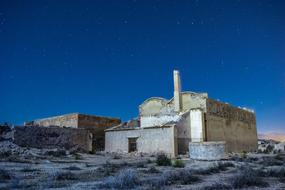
[173,70,182,112]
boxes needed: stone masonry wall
[206,99,258,152]
[14,126,92,152]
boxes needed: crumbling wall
[105,126,177,157]
[206,99,258,152]
[14,126,92,152]
[139,97,173,116]
[77,114,121,151]
[25,113,79,128]
[181,92,208,112]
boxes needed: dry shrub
[55,171,78,181]
[156,153,171,166]
[229,166,269,188]
[145,166,160,174]
[64,166,81,171]
[195,162,234,175]
[99,169,140,189]
[172,159,185,168]
[0,169,11,181]
[202,182,231,190]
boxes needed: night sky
[0,0,284,134]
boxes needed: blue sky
[0,0,284,133]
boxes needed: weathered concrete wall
[206,99,258,152]
[14,126,92,152]
[175,112,191,154]
[181,92,208,112]
[139,97,173,116]
[105,126,177,157]
[25,113,121,151]
[189,141,226,160]
[140,115,180,128]
[25,113,79,128]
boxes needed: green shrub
[156,154,171,166]
[172,159,185,168]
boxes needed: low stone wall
[189,141,226,160]
[14,126,92,152]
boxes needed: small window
[128,138,138,153]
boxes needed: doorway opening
[128,138,138,152]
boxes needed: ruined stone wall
[77,114,121,151]
[181,92,208,112]
[14,126,92,152]
[206,99,258,152]
[105,126,177,157]
[25,113,79,128]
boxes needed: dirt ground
[0,147,285,190]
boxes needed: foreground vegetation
[0,151,285,189]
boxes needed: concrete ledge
[189,141,226,160]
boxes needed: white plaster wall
[190,109,204,142]
[140,115,180,128]
[105,127,176,156]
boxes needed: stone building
[105,70,258,157]
[25,113,121,151]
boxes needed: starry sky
[0,0,284,134]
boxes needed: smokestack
[173,70,182,112]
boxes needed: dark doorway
[128,138,137,152]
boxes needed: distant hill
[258,133,285,142]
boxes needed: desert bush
[98,161,125,177]
[275,154,284,161]
[202,182,231,190]
[45,149,66,157]
[144,176,167,189]
[136,162,146,168]
[261,157,283,166]
[259,167,285,178]
[156,153,171,166]
[112,153,121,160]
[21,167,40,172]
[64,166,81,170]
[264,145,274,154]
[229,166,269,188]
[165,169,200,185]
[172,159,185,168]
[73,153,82,160]
[145,166,160,174]
[99,169,140,189]
[194,162,233,175]
[55,171,78,181]
[0,169,11,181]
[279,178,285,183]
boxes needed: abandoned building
[105,70,258,157]
[25,113,121,151]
